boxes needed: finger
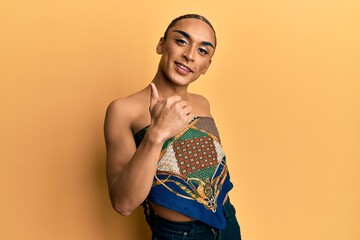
[176,100,188,108]
[182,105,192,115]
[150,82,160,109]
[187,113,195,123]
[165,95,181,106]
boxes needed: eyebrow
[173,30,215,49]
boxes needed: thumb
[150,82,160,110]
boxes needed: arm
[104,83,194,216]
[104,99,163,216]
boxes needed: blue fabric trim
[149,173,233,230]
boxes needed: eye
[198,48,209,55]
[175,39,187,46]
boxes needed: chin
[172,73,200,85]
[171,77,196,86]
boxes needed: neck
[152,74,190,100]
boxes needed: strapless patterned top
[134,116,233,229]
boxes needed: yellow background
[1,0,359,239]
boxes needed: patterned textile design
[153,117,229,213]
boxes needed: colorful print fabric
[134,117,233,229]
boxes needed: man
[104,14,241,240]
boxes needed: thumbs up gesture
[148,82,194,142]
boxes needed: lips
[175,62,193,74]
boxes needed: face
[156,18,216,86]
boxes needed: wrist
[144,125,167,146]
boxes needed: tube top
[134,116,233,230]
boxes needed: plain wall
[1,0,359,239]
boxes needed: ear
[202,59,212,75]
[156,37,165,54]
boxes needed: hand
[149,82,194,141]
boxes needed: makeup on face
[172,30,215,50]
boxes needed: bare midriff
[151,194,229,222]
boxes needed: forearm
[109,128,164,215]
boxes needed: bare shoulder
[106,94,140,124]
[189,93,212,117]
[106,97,132,117]
[105,87,151,136]
[190,93,210,105]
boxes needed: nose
[183,45,195,62]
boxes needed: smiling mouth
[175,62,193,73]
